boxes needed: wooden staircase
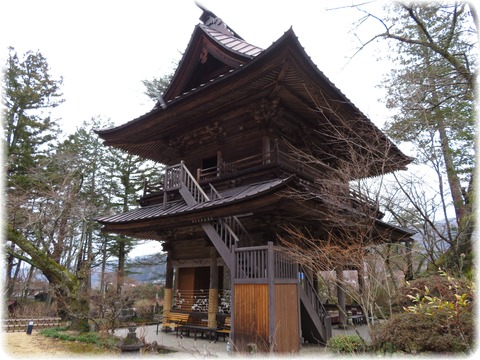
[163,161,331,343]
[164,162,250,269]
[298,265,332,343]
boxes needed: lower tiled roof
[97,177,290,224]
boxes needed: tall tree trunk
[6,246,18,298]
[100,237,108,297]
[6,225,89,330]
[22,264,35,299]
[436,112,473,272]
[437,120,467,223]
[117,236,126,294]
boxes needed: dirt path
[2,331,72,357]
[1,331,117,358]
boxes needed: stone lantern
[117,325,144,354]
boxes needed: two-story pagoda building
[96,4,414,353]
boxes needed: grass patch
[40,327,119,352]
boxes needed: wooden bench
[216,316,230,341]
[349,307,367,325]
[178,324,217,340]
[177,313,216,341]
[161,312,189,334]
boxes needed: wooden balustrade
[233,244,298,283]
[142,152,380,217]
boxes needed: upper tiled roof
[200,24,263,58]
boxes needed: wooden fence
[2,317,65,332]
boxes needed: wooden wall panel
[233,284,269,352]
[178,267,195,291]
[274,284,300,353]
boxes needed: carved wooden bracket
[252,97,282,128]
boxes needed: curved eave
[200,24,263,58]
[97,177,292,240]
[95,28,411,170]
[374,219,416,243]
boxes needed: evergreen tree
[103,148,163,294]
[3,47,64,187]
[141,73,173,103]
[3,47,64,299]
[378,2,477,274]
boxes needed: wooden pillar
[273,138,279,163]
[163,252,174,324]
[267,242,276,349]
[208,247,219,328]
[336,268,347,329]
[230,245,236,344]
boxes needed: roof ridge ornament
[195,1,244,39]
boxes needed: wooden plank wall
[178,267,195,291]
[233,284,269,352]
[274,284,300,352]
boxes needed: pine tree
[3,47,64,299]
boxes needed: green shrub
[371,272,474,354]
[396,274,471,308]
[40,327,118,349]
[327,335,366,354]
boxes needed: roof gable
[161,6,262,103]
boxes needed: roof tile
[98,178,288,224]
[201,24,263,58]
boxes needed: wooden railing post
[180,160,185,184]
[230,245,236,344]
[267,242,275,347]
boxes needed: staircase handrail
[208,183,254,246]
[209,183,222,200]
[212,218,240,251]
[180,161,210,203]
[299,265,329,320]
[164,162,210,202]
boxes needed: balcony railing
[142,149,380,216]
[233,243,298,283]
[196,145,327,183]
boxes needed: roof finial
[195,1,243,39]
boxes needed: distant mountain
[126,253,167,283]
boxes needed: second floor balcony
[141,144,382,219]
